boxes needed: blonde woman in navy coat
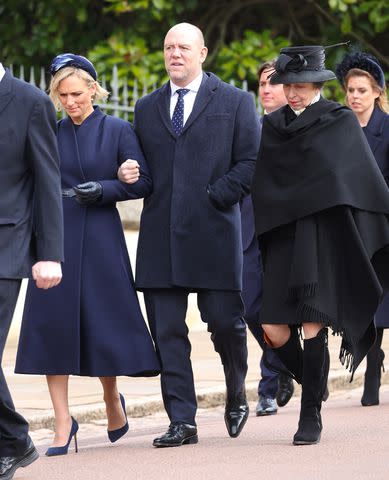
[15,54,160,456]
[336,51,389,407]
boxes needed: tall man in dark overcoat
[0,62,63,479]
[118,22,260,447]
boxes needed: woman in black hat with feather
[251,45,389,445]
[336,52,389,408]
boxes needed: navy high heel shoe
[108,393,129,443]
[45,417,79,457]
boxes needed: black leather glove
[73,182,102,205]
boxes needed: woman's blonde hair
[49,66,109,111]
[345,68,388,113]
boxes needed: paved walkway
[26,388,389,480]
[4,231,389,430]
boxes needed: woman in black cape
[336,51,389,407]
[251,45,389,446]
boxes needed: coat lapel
[155,73,218,138]
[181,73,218,134]
[74,107,104,178]
[0,70,14,115]
[364,107,385,155]
[156,82,176,138]
[58,117,86,183]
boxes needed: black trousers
[144,289,248,425]
[0,279,29,456]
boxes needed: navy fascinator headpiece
[49,53,97,80]
[335,52,385,89]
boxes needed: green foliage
[88,33,167,93]
[328,0,358,13]
[323,78,346,105]
[328,0,389,34]
[103,0,197,15]
[104,0,150,12]
[214,30,289,87]
[2,0,387,105]
[0,0,114,69]
[103,0,179,16]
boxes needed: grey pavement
[3,230,389,431]
[24,387,389,480]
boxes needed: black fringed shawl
[251,98,389,375]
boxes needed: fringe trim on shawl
[297,301,333,326]
[338,341,356,381]
[328,329,356,381]
[288,283,318,301]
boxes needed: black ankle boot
[361,328,385,406]
[273,326,303,383]
[293,328,329,446]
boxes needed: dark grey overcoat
[134,72,261,291]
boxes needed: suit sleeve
[207,92,261,209]
[28,94,64,262]
[98,122,152,204]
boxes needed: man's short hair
[257,60,277,82]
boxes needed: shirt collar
[170,72,203,97]
[291,91,321,116]
[0,63,5,83]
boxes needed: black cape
[251,98,389,375]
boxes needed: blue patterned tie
[171,88,190,135]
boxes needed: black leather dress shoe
[276,373,294,407]
[224,402,249,438]
[256,395,278,416]
[0,437,39,480]
[153,422,198,447]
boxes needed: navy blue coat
[16,108,160,376]
[134,73,261,291]
[364,107,389,328]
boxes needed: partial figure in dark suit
[241,60,294,418]
[119,23,260,446]
[15,54,160,458]
[0,62,63,479]
[336,51,389,407]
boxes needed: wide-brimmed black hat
[270,46,336,84]
[335,52,385,89]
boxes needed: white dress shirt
[169,72,204,125]
[0,63,5,83]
